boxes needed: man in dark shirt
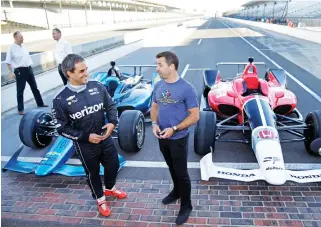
[52,54,127,217]
[151,51,200,225]
[107,61,121,79]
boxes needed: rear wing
[216,62,267,75]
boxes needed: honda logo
[259,130,275,139]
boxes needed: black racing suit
[52,80,119,199]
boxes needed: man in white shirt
[6,31,48,115]
[52,28,72,85]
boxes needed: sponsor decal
[217,171,255,178]
[259,130,275,139]
[66,95,78,105]
[266,167,283,171]
[290,174,321,179]
[46,151,61,156]
[88,88,99,95]
[263,157,280,164]
[70,103,103,120]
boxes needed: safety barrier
[225,17,321,45]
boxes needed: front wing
[2,145,126,177]
[200,153,321,184]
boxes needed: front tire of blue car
[117,110,145,152]
[19,109,53,149]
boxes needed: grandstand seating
[1,0,191,32]
[225,0,321,19]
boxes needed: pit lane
[2,18,321,180]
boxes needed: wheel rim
[136,117,144,148]
[35,113,53,147]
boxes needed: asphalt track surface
[1,18,321,181]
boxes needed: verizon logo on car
[70,103,103,119]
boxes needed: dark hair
[13,31,20,38]
[52,28,61,34]
[156,51,179,70]
[61,54,84,78]
[110,61,116,67]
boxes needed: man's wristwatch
[152,121,158,126]
[172,126,177,132]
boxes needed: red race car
[195,57,321,185]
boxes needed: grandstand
[223,0,321,20]
[1,0,189,33]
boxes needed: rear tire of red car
[19,109,53,149]
[194,111,216,155]
[117,110,145,153]
[304,110,321,156]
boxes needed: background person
[6,30,48,115]
[52,28,72,85]
[107,61,122,79]
[151,51,200,225]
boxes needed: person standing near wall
[6,31,48,115]
[52,28,73,85]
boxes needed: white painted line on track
[181,64,190,78]
[219,19,321,103]
[198,39,202,45]
[2,156,321,170]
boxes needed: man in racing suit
[51,54,127,217]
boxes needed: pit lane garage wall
[1,17,202,113]
[224,17,321,45]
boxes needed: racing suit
[52,80,119,199]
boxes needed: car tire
[19,109,53,149]
[304,110,321,156]
[117,110,145,152]
[194,111,216,155]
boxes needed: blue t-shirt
[152,77,199,140]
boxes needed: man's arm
[151,83,159,124]
[6,47,15,78]
[176,107,199,131]
[65,41,73,54]
[52,98,90,141]
[176,84,200,131]
[100,83,118,127]
[150,102,158,124]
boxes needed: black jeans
[158,134,191,207]
[58,64,68,85]
[14,66,44,112]
[73,136,120,199]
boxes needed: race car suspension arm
[216,114,251,131]
[276,121,306,142]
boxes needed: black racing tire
[304,110,321,156]
[117,110,145,152]
[194,111,216,155]
[19,109,53,149]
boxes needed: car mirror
[275,91,284,99]
[227,90,237,98]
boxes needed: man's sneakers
[97,199,111,217]
[97,187,127,217]
[104,187,127,199]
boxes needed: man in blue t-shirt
[151,51,199,225]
